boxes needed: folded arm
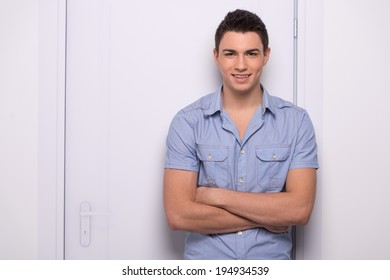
[163,168,287,234]
[195,168,317,226]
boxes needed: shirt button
[272,154,277,160]
[240,149,245,155]
[239,177,245,184]
[208,154,212,160]
[237,231,243,236]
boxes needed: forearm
[165,200,261,234]
[164,168,261,234]
[198,189,300,226]
[196,169,316,226]
[163,168,294,234]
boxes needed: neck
[221,85,263,111]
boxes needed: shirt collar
[203,85,277,117]
[261,87,277,116]
[203,86,223,116]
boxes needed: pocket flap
[197,146,228,162]
[256,147,290,162]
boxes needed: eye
[224,52,235,57]
[247,52,260,57]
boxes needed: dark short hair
[215,9,269,53]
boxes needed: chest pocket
[196,146,229,188]
[256,146,291,192]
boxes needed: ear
[263,48,271,65]
[213,48,219,65]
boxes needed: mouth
[232,74,251,82]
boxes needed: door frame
[38,0,66,259]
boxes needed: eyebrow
[222,48,261,53]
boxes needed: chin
[234,85,257,94]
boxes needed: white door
[65,0,295,259]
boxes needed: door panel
[65,0,294,259]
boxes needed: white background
[1,0,390,259]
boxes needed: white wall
[322,0,390,259]
[2,0,390,260]
[302,0,390,259]
[0,0,39,259]
[0,0,65,260]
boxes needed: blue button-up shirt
[164,86,319,259]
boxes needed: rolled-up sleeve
[164,111,199,172]
[289,110,319,170]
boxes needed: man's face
[214,31,270,95]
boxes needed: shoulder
[267,94,308,118]
[265,93,314,133]
[172,91,218,123]
[269,94,302,111]
[180,92,216,114]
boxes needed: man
[163,9,318,259]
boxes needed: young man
[163,9,318,259]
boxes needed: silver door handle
[80,201,109,247]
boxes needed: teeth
[234,74,249,78]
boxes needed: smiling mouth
[232,74,251,79]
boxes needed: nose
[234,55,247,72]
